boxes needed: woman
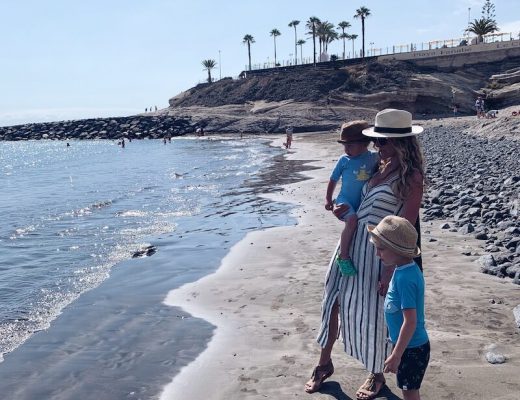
[305,109,425,400]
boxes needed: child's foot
[336,256,357,276]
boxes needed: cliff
[3,55,520,140]
[164,58,520,133]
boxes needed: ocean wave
[9,225,38,239]
[117,210,149,218]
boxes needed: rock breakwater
[0,115,196,141]
[421,123,519,283]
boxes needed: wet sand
[160,131,520,400]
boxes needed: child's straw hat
[367,215,421,257]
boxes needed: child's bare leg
[403,389,421,400]
[339,213,358,260]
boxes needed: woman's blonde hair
[381,136,425,200]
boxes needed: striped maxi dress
[317,175,402,373]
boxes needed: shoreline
[0,136,301,399]
[159,131,520,399]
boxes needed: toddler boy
[325,120,378,276]
[368,215,429,400]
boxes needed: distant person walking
[452,104,459,116]
[285,126,293,149]
[475,96,485,118]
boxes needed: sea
[0,136,307,399]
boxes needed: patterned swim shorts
[397,341,430,391]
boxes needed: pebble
[485,344,506,364]
[514,305,520,328]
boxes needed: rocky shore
[0,115,196,141]
[160,131,520,400]
[421,116,519,283]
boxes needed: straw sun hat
[362,109,423,138]
[367,215,421,258]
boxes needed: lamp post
[466,7,471,40]
[218,50,221,80]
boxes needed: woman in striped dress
[305,109,425,400]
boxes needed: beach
[160,128,520,400]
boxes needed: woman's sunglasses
[372,138,389,146]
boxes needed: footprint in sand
[281,355,296,364]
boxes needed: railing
[245,31,520,72]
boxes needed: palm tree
[339,33,349,59]
[201,59,217,83]
[242,34,255,71]
[270,28,281,66]
[322,22,338,55]
[466,18,498,43]
[288,20,300,65]
[297,39,306,63]
[348,34,358,58]
[354,6,371,58]
[338,21,351,59]
[316,21,325,57]
[306,16,321,66]
[316,21,337,59]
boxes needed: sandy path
[160,132,520,400]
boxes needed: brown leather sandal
[304,359,334,393]
[356,373,386,400]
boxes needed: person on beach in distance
[285,126,293,149]
[325,121,379,276]
[368,215,429,400]
[305,109,425,400]
[475,96,484,118]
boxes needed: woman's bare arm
[400,171,423,224]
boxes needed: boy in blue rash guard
[325,120,379,276]
[368,215,429,400]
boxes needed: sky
[1,0,519,126]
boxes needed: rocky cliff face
[165,58,520,133]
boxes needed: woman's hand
[333,203,350,220]
[378,264,395,296]
[378,281,389,296]
[325,201,334,211]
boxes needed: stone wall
[379,39,520,70]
